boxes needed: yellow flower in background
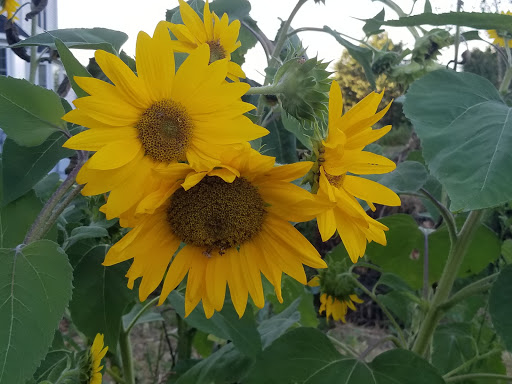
[315,81,401,263]
[319,293,363,323]
[104,145,327,318]
[63,21,267,223]
[88,334,108,384]
[487,11,512,47]
[165,0,245,81]
[0,0,19,19]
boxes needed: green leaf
[363,8,385,37]
[366,214,500,289]
[377,12,512,34]
[0,240,72,384]
[432,323,476,374]
[258,298,301,348]
[323,26,376,89]
[64,225,109,249]
[54,39,91,98]
[245,328,444,384]
[122,303,164,330]
[0,190,56,247]
[378,291,415,324]
[424,0,432,13]
[490,264,512,351]
[261,114,298,163]
[502,239,512,264]
[2,132,74,205]
[10,28,128,54]
[168,291,262,357]
[281,112,313,150]
[365,160,428,193]
[32,332,69,383]
[69,245,135,352]
[404,69,512,211]
[0,77,66,146]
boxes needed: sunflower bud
[371,50,400,75]
[273,56,331,121]
[411,28,453,63]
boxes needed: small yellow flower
[165,0,245,81]
[0,0,20,19]
[319,293,363,323]
[104,145,327,318]
[314,81,401,263]
[487,11,512,47]
[63,21,267,223]
[88,334,108,384]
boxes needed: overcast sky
[58,0,492,83]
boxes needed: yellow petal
[317,209,337,242]
[159,246,195,304]
[239,241,265,309]
[179,0,207,43]
[63,127,137,151]
[262,161,313,182]
[86,139,142,170]
[343,175,401,207]
[227,248,248,317]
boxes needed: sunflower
[165,0,245,81]
[87,334,108,384]
[104,145,328,318]
[63,21,267,222]
[487,11,512,47]
[314,81,401,263]
[319,293,363,323]
[0,0,19,19]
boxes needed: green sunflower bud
[317,257,358,301]
[273,56,331,121]
[371,50,400,75]
[411,28,453,64]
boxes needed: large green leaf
[55,39,91,98]
[365,160,428,193]
[0,190,57,247]
[366,214,501,289]
[69,245,135,352]
[432,323,476,374]
[261,114,298,163]
[489,264,512,351]
[0,77,66,146]
[2,132,74,205]
[404,69,512,211]
[0,240,72,384]
[168,291,262,357]
[377,11,512,33]
[9,28,128,54]
[323,26,376,89]
[245,328,444,383]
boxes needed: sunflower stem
[499,66,512,95]
[420,187,457,245]
[264,0,308,85]
[124,296,160,335]
[53,368,80,384]
[119,330,135,384]
[412,210,484,357]
[451,0,463,71]
[106,367,127,384]
[348,275,406,347]
[28,3,38,84]
[246,82,286,96]
[442,348,502,379]
[439,273,498,312]
[23,150,88,244]
[176,314,194,361]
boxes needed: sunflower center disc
[207,40,227,63]
[167,176,266,252]
[136,99,193,163]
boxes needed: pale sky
[58,0,491,83]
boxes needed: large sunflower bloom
[487,11,512,47]
[315,81,401,263]
[165,0,245,81]
[63,22,267,221]
[87,334,108,384]
[319,293,363,323]
[0,0,19,19]
[104,145,327,318]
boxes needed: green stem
[124,296,160,335]
[28,10,38,84]
[119,330,135,384]
[445,373,512,382]
[499,66,512,95]
[442,348,501,378]
[440,273,499,311]
[106,367,127,384]
[54,368,80,384]
[412,210,484,356]
[327,334,359,357]
[452,0,463,71]
[420,188,457,245]
[23,150,87,244]
[246,82,286,96]
[372,0,420,39]
[349,275,406,347]
[176,314,194,361]
[265,0,308,85]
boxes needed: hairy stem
[442,348,502,378]
[412,210,484,356]
[420,187,457,245]
[452,0,463,71]
[106,367,127,384]
[440,273,499,311]
[445,373,512,382]
[124,296,160,335]
[246,82,286,96]
[28,10,38,84]
[119,330,135,384]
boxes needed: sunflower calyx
[371,49,400,75]
[411,28,453,64]
[317,258,358,301]
[273,56,331,121]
